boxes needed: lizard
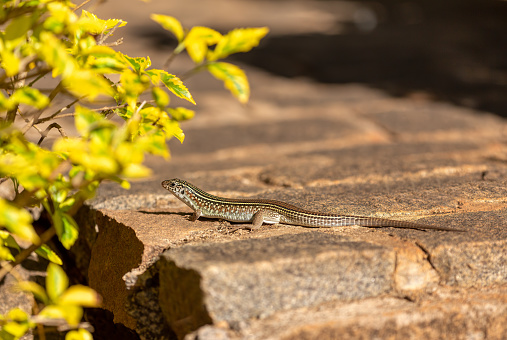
[162,178,464,232]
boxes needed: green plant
[0,0,268,339]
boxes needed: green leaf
[58,285,102,307]
[183,26,222,64]
[10,87,50,109]
[35,244,63,265]
[151,14,184,42]
[46,263,69,302]
[209,27,269,61]
[207,62,250,103]
[65,328,93,340]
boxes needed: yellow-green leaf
[167,107,194,121]
[38,32,77,78]
[0,244,14,261]
[16,281,50,305]
[88,56,126,73]
[207,62,249,103]
[0,229,20,250]
[11,87,50,110]
[74,105,106,136]
[0,91,14,110]
[78,10,126,35]
[122,163,152,178]
[184,26,222,64]
[4,14,33,48]
[118,70,150,105]
[39,305,83,326]
[209,27,268,61]
[152,70,195,104]
[65,328,93,340]
[44,2,77,34]
[46,263,69,302]
[52,137,120,176]
[152,87,170,108]
[82,45,118,58]
[0,230,18,261]
[136,133,169,158]
[58,285,102,307]
[53,210,79,250]
[151,14,184,42]
[122,54,151,73]
[7,308,29,322]
[1,321,30,338]
[0,199,39,243]
[159,119,185,142]
[0,50,20,76]
[35,244,63,265]
[63,70,114,100]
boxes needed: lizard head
[161,178,195,207]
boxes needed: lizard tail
[355,217,465,232]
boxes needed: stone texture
[157,233,395,337]
[0,253,47,340]
[187,287,507,340]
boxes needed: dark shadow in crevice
[137,0,507,118]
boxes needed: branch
[104,37,123,47]
[73,0,92,13]
[48,81,63,103]
[98,21,123,46]
[90,100,156,112]
[37,123,68,145]
[36,98,81,124]
[179,63,208,81]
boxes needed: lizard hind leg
[251,209,281,230]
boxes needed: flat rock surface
[67,0,507,339]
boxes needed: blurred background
[95,0,507,118]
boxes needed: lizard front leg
[190,209,202,221]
